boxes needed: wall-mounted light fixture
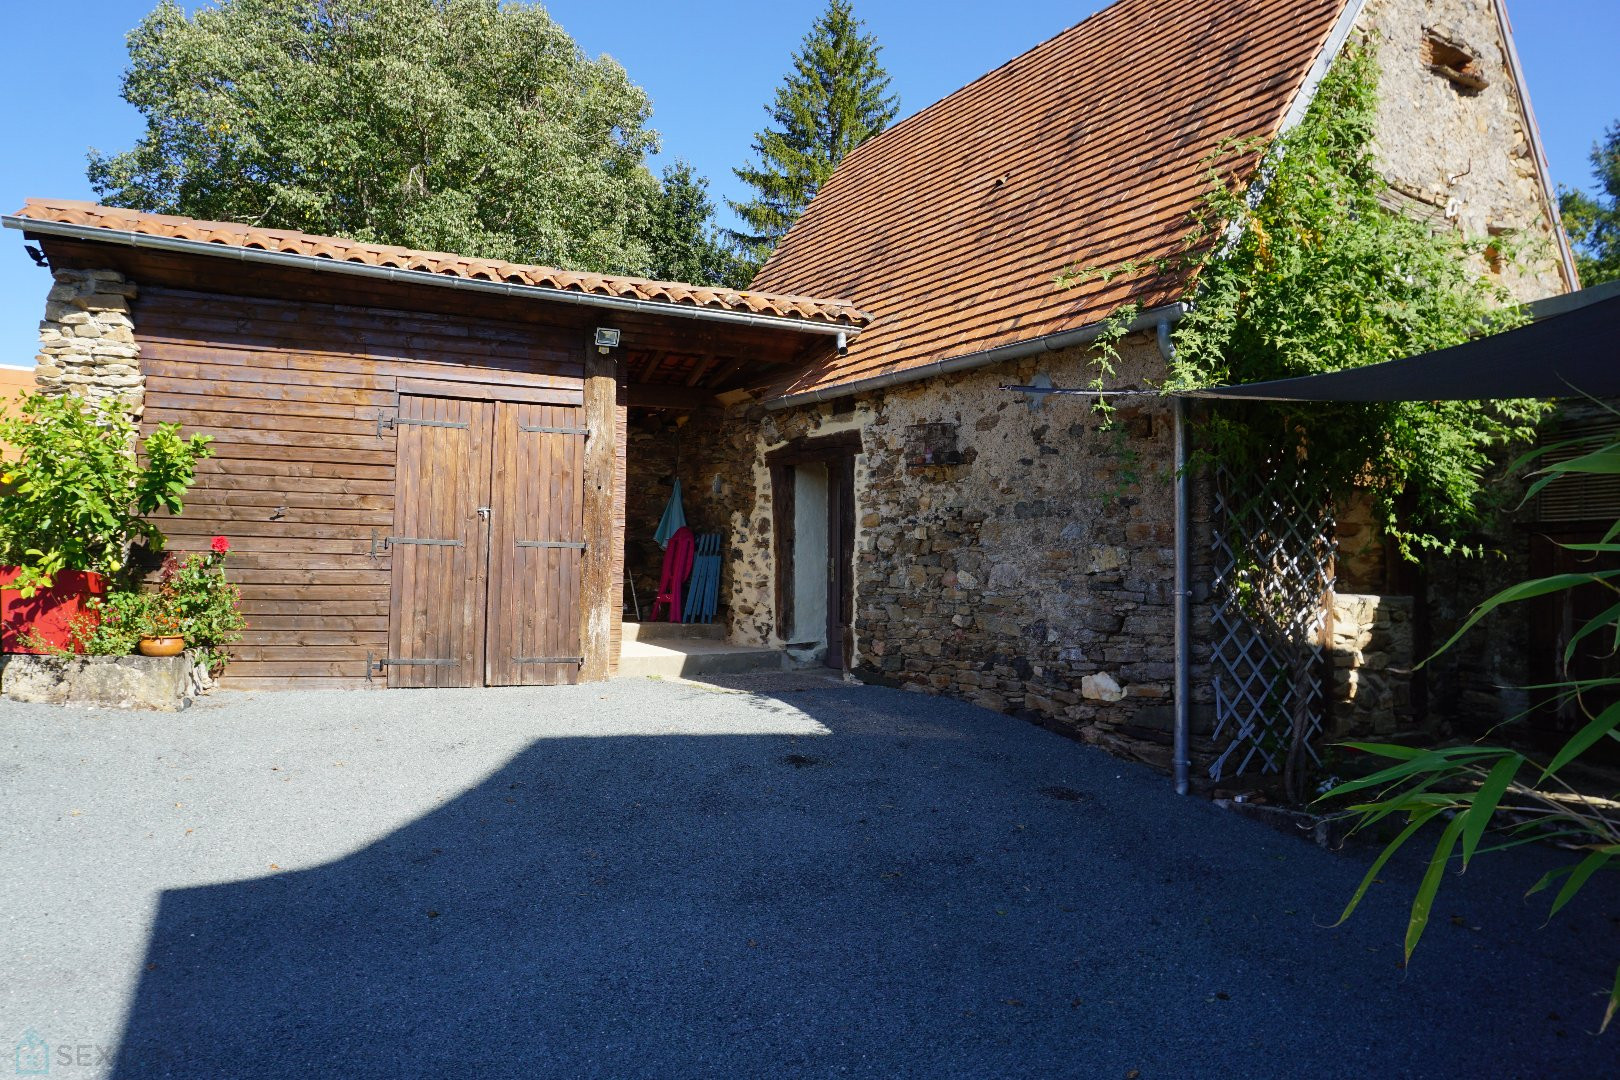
[594,327,622,354]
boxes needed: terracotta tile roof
[750,0,1351,398]
[12,199,870,329]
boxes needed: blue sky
[0,1,1615,369]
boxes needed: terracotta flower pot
[1,568,108,654]
[138,635,186,657]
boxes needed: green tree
[1560,120,1620,286]
[642,162,751,290]
[728,0,898,277]
[89,0,662,274]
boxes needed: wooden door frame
[766,431,861,669]
[384,370,610,688]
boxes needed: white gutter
[764,301,1189,410]
[2,215,861,340]
[1275,0,1371,136]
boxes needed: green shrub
[0,393,211,594]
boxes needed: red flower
[210,536,231,554]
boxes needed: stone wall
[34,269,143,416]
[1326,593,1417,738]
[727,334,1219,771]
[623,408,764,629]
[1358,0,1571,300]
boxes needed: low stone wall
[34,268,144,417]
[1326,593,1416,738]
[1,650,215,711]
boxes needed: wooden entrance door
[485,402,586,686]
[387,395,586,687]
[823,456,856,671]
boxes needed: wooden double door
[385,394,586,687]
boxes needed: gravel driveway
[2,673,1615,1078]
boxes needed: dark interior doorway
[768,433,859,670]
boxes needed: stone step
[621,621,726,643]
[615,637,784,680]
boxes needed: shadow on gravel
[112,676,1620,1078]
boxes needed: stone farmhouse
[6,0,1577,772]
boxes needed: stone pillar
[1326,593,1416,738]
[34,269,143,418]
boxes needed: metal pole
[1173,395,1192,796]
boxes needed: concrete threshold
[616,623,785,679]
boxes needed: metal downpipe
[1172,393,1192,796]
[1157,317,1192,796]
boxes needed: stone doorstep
[0,650,215,711]
[615,636,784,680]
[621,621,727,643]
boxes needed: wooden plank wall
[135,286,590,690]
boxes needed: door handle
[477,506,492,521]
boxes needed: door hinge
[513,656,585,666]
[388,536,465,548]
[367,652,457,683]
[381,415,471,437]
[519,425,590,436]
[516,540,587,550]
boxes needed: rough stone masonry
[33,268,144,417]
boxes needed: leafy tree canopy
[729,0,898,277]
[1559,120,1620,287]
[90,0,667,275]
[641,162,751,290]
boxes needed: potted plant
[149,539,247,672]
[0,393,210,653]
[137,599,186,657]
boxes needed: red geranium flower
[210,536,231,554]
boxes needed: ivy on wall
[1071,43,1550,558]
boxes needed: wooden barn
[6,200,867,690]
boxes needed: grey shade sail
[1179,285,1620,403]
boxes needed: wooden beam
[578,340,619,681]
[624,383,719,411]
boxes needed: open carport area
[2,675,1615,1078]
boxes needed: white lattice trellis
[1208,466,1336,781]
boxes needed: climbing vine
[1069,42,1550,557]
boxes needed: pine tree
[728,0,898,277]
[642,162,751,290]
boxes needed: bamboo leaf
[1425,572,1620,665]
[1459,755,1522,869]
[1340,742,1428,761]
[1540,446,1620,475]
[1543,699,1620,779]
[1547,850,1614,922]
[1322,749,1499,800]
[1565,600,1620,665]
[1333,809,1443,928]
[1406,813,1467,962]
[1527,864,1576,898]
